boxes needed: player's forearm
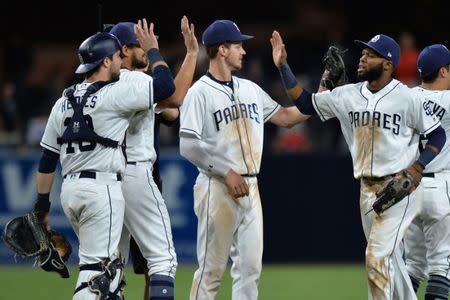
[278,64,303,101]
[161,108,180,122]
[180,135,230,177]
[36,172,55,194]
[170,52,198,107]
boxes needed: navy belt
[241,174,258,177]
[362,174,394,182]
[64,171,122,181]
[423,172,435,178]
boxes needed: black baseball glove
[2,212,71,278]
[321,46,348,90]
[372,164,423,215]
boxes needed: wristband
[34,193,51,213]
[147,48,164,65]
[415,147,437,169]
[279,63,298,89]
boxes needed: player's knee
[425,275,450,300]
[149,274,174,299]
[74,257,125,299]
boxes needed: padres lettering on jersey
[312,79,440,178]
[213,102,260,131]
[41,71,152,176]
[180,75,279,175]
[414,87,450,173]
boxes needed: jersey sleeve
[408,92,441,135]
[311,89,339,121]
[111,72,153,113]
[258,86,280,123]
[40,102,62,154]
[179,87,205,139]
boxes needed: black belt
[64,171,122,181]
[361,174,394,182]
[423,172,435,178]
[241,174,258,177]
[127,160,151,165]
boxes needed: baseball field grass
[0,263,427,299]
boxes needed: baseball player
[179,20,311,300]
[34,19,181,299]
[110,16,198,300]
[403,44,450,300]
[128,109,180,300]
[270,31,446,299]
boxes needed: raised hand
[270,30,287,68]
[181,15,198,55]
[134,18,159,53]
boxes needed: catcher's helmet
[75,32,122,74]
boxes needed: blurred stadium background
[0,0,447,298]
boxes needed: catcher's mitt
[2,212,49,257]
[2,213,72,278]
[321,46,348,90]
[372,165,422,215]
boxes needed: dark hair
[85,54,114,77]
[421,64,450,83]
[205,41,241,59]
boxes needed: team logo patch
[371,35,380,43]
[72,122,80,133]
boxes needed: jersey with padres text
[180,74,280,175]
[120,69,157,163]
[41,71,152,176]
[312,79,440,178]
[413,87,450,173]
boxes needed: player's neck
[421,80,447,91]
[208,62,232,81]
[85,72,111,83]
[367,76,393,91]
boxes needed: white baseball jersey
[179,74,280,175]
[312,79,440,178]
[41,71,152,176]
[122,69,157,163]
[412,87,450,172]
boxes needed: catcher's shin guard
[74,257,124,300]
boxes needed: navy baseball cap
[354,34,400,67]
[109,22,140,46]
[417,44,450,76]
[202,20,254,46]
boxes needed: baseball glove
[2,212,49,257]
[372,165,423,215]
[321,46,348,90]
[2,213,72,278]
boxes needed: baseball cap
[202,20,254,46]
[417,44,450,76]
[354,34,400,67]
[109,22,140,46]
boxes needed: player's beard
[131,52,149,70]
[111,69,120,81]
[357,62,383,82]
